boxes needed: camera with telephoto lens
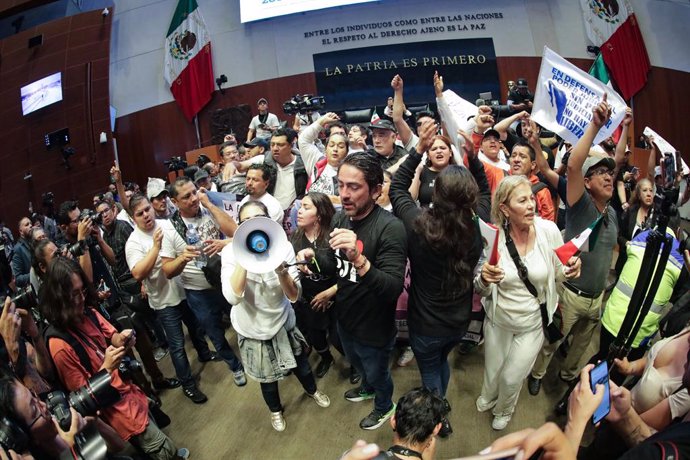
[44,370,120,432]
[10,285,37,310]
[282,94,325,115]
[164,156,188,172]
[79,208,102,226]
[0,416,29,454]
[61,239,88,258]
[117,355,142,381]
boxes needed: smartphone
[630,166,639,175]
[449,448,519,460]
[589,361,611,424]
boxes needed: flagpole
[194,115,201,148]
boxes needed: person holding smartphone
[40,257,189,460]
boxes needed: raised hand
[433,71,443,97]
[592,93,611,128]
[391,74,403,91]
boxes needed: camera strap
[388,445,423,459]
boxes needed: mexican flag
[580,0,650,100]
[588,53,610,86]
[554,215,604,265]
[164,0,214,122]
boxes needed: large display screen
[240,0,379,23]
[21,72,63,116]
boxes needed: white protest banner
[532,46,627,146]
[442,89,478,127]
[643,127,689,175]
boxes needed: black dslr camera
[79,208,102,226]
[117,355,143,381]
[44,369,120,432]
[61,239,89,258]
[164,156,188,172]
[10,285,37,311]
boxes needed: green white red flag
[580,0,650,100]
[554,215,604,264]
[164,0,214,122]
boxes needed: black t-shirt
[290,233,337,302]
[508,89,534,105]
[418,166,439,208]
[332,206,407,347]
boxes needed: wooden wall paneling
[0,9,114,227]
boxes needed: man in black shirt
[507,78,534,113]
[329,152,407,430]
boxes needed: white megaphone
[232,216,290,274]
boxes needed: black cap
[244,137,269,150]
[369,119,397,133]
[481,129,501,141]
[517,78,528,88]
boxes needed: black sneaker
[199,352,221,363]
[315,355,334,378]
[359,404,395,430]
[183,385,208,404]
[528,375,542,396]
[344,386,376,402]
[443,398,451,414]
[153,377,182,391]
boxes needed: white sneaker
[475,396,497,413]
[232,369,247,387]
[308,390,331,408]
[270,411,286,431]
[397,347,415,367]
[492,414,511,431]
[177,447,190,459]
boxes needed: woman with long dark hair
[410,134,457,208]
[290,192,338,378]
[389,120,491,437]
[40,257,188,459]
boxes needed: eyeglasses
[70,287,87,302]
[587,168,614,178]
[27,390,44,429]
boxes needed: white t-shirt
[160,209,220,291]
[116,208,135,229]
[249,113,280,139]
[239,192,284,224]
[220,243,300,340]
[125,220,185,309]
[273,158,297,210]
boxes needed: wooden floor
[150,325,595,460]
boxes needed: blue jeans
[337,322,394,413]
[409,330,466,399]
[185,289,243,372]
[155,301,211,389]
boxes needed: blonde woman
[474,175,580,430]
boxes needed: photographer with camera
[40,257,189,460]
[0,295,54,396]
[55,201,114,288]
[0,370,98,459]
[247,98,280,142]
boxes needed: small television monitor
[21,72,63,116]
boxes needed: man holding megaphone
[221,201,331,432]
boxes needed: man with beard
[238,164,284,223]
[528,96,619,402]
[325,152,406,430]
[10,217,33,288]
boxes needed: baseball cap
[257,98,268,105]
[146,177,168,199]
[369,119,397,133]
[194,169,210,184]
[244,137,269,150]
[517,78,528,88]
[481,129,501,142]
[582,155,616,177]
